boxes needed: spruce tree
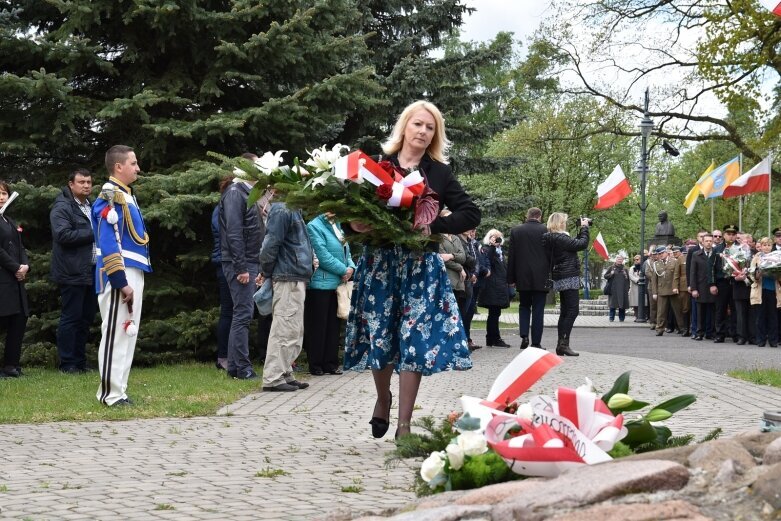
[0,0,516,364]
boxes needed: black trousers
[696,302,715,337]
[57,283,97,370]
[557,289,580,339]
[733,298,751,342]
[714,280,734,339]
[1,313,27,368]
[303,288,341,372]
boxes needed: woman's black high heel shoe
[369,391,392,438]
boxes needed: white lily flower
[577,377,596,394]
[254,150,287,174]
[304,144,349,172]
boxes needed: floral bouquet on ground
[212,146,440,251]
[721,243,753,284]
[757,250,781,279]
[388,348,705,496]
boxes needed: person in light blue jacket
[304,213,355,375]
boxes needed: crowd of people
[2,99,780,436]
[603,226,781,347]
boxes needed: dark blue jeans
[518,290,547,345]
[215,265,232,360]
[609,307,626,321]
[56,283,97,370]
[222,262,258,375]
[463,281,481,342]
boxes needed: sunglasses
[713,235,722,238]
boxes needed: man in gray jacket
[259,202,314,392]
[219,155,263,380]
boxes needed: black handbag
[544,243,554,292]
[603,278,612,296]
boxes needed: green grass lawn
[0,363,264,424]
[728,368,781,388]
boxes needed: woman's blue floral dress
[343,244,472,375]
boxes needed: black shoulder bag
[544,241,554,292]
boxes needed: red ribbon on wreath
[334,151,426,208]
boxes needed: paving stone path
[2,324,780,520]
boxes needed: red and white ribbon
[460,348,562,429]
[333,151,425,208]
[459,347,626,477]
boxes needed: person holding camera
[477,229,511,347]
[541,213,590,357]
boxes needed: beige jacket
[749,253,781,306]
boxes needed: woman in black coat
[541,213,590,357]
[0,180,29,377]
[477,228,510,347]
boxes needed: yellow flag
[683,161,715,214]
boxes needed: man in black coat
[712,224,738,342]
[50,168,98,373]
[688,233,719,341]
[507,207,549,349]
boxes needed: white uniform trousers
[96,268,144,405]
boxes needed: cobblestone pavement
[2,326,780,520]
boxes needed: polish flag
[723,156,772,198]
[593,232,609,260]
[594,165,631,210]
[759,0,781,15]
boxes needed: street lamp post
[636,88,654,323]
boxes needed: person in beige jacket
[749,237,781,347]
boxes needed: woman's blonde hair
[482,229,503,245]
[382,100,450,163]
[547,212,568,233]
[759,236,773,247]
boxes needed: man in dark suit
[689,233,719,340]
[507,207,549,349]
[713,224,738,342]
[686,230,708,338]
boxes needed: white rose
[516,402,533,421]
[446,443,465,471]
[420,451,446,482]
[254,150,287,174]
[456,430,488,456]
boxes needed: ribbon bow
[334,151,425,208]
[460,347,627,478]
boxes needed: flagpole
[739,197,743,230]
[770,153,773,237]
[710,199,714,231]
[738,153,743,230]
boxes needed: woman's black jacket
[541,226,590,281]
